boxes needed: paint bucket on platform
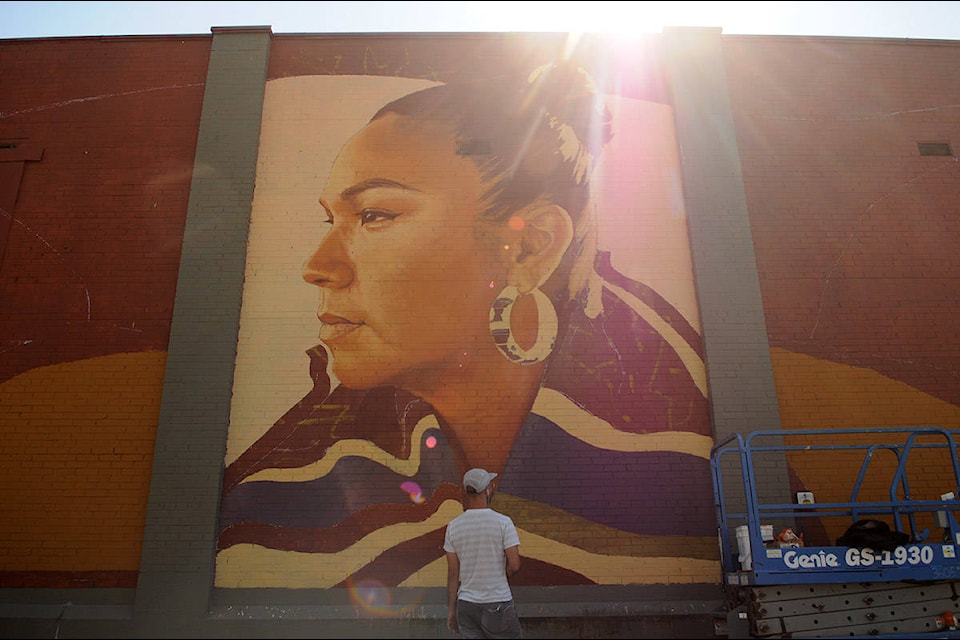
[735,525,771,570]
[735,525,752,570]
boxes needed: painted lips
[318,314,363,342]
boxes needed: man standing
[444,468,523,638]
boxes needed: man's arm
[504,544,521,577]
[446,551,461,633]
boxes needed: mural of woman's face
[303,113,509,393]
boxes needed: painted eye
[359,209,400,226]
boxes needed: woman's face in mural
[303,113,509,392]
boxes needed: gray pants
[456,599,523,639]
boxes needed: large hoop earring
[489,285,558,366]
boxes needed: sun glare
[461,1,796,37]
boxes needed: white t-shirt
[443,507,520,604]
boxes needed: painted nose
[302,231,353,288]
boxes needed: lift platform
[712,426,960,638]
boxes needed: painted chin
[326,348,389,390]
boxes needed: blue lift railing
[712,426,960,586]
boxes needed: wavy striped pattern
[237,388,713,488]
[238,414,442,484]
[601,280,707,396]
[216,506,719,589]
[533,388,714,459]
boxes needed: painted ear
[508,203,574,292]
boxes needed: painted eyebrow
[339,178,422,199]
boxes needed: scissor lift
[712,426,960,638]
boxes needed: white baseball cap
[463,468,498,492]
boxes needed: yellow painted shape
[533,388,714,459]
[772,347,960,544]
[0,351,166,571]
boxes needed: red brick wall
[723,35,960,533]
[2,31,958,592]
[0,35,210,585]
[725,35,960,407]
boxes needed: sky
[1,1,959,41]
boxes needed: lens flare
[347,578,425,616]
[400,480,425,504]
